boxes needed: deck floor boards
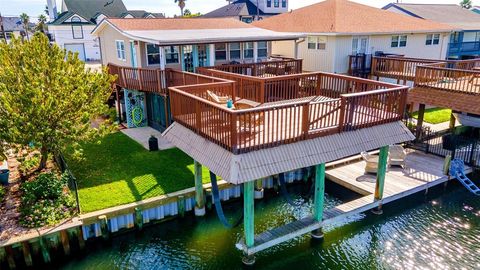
[238,150,471,255]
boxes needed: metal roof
[163,121,415,184]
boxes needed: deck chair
[361,151,379,174]
[207,90,229,105]
[388,145,407,169]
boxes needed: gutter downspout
[295,38,306,59]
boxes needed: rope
[209,171,243,228]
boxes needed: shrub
[19,172,76,228]
[0,186,5,202]
[18,153,40,176]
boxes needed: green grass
[65,132,210,213]
[412,108,452,124]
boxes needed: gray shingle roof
[2,17,35,32]
[50,0,128,25]
[203,0,278,18]
[384,3,480,30]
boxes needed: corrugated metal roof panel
[163,121,414,184]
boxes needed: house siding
[98,25,132,67]
[49,24,100,61]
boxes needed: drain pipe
[294,38,306,59]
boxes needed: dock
[237,150,471,256]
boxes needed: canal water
[59,181,480,270]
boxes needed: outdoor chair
[388,145,407,169]
[361,151,380,174]
[207,90,230,105]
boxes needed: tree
[174,0,186,17]
[0,34,115,169]
[183,9,202,18]
[19,13,30,40]
[460,0,472,9]
[35,14,47,33]
[184,9,191,16]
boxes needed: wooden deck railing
[169,72,408,154]
[199,59,303,78]
[371,56,440,82]
[107,63,227,95]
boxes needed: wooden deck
[237,150,472,255]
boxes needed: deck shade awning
[163,121,415,185]
[91,18,304,46]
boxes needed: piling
[39,237,51,264]
[254,179,264,199]
[76,227,85,250]
[372,146,389,215]
[194,160,206,216]
[5,245,16,269]
[60,230,71,256]
[178,196,185,218]
[311,163,325,239]
[99,215,109,240]
[242,181,255,266]
[135,207,144,230]
[22,242,33,267]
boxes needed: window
[258,41,268,58]
[308,36,326,50]
[164,46,179,64]
[274,0,279,8]
[282,0,286,8]
[243,42,254,59]
[308,37,317,49]
[71,16,83,39]
[451,32,461,43]
[426,34,440,45]
[146,44,160,65]
[267,0,271,8]
[215,43,227,60]
[115,40,126,61]
[229,43,241,59]
[241,17,253,23]
[391,35,407,47]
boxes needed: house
[0,16,35,43]
[47,0,164,61]
[92,17,302,132]
[203,0,288,23]
[253,0,455,74]
[472,6,480,14]
[383,3,480,59]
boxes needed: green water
[59,182,480,270]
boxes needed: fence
[54,153,81,213]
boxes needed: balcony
[370,56,440,82]
[169,69,408,154]
[448,41,480,55]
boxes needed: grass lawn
[412,108,452,124]
[65,132,211,213]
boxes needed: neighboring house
[47,0,165,61]
[472,6,480,14]
[253,0,455,74]
[1,16,35,42]
[92,17,301,132]
[203,0,288,23]
[383,3,480,60]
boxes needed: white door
[64,43,86,61]
[351,36,369,54]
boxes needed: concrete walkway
[121,127,174,150]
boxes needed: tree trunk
[39,146,48,170]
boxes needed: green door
[146,93,167,132]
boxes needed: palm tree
[19,13,30,40]
[174,0,186,17]
[460,0,472,9]
[36,14,47,33]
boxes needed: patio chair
[207,90,229,105]
[361,151,379,174]
[388,145,407,169]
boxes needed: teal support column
[373,146,389,215]
[242,181,255,265]
[194,160,205,216]
[311,163,325,239]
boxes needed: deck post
[194,160,206,216]
[415,104,426,139]
[449,112,456,130]
[254,179,264,199]
[311,163,326,239]
[242,180,255,265]
[373,146,389,215]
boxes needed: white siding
[49,24,100,61]
[369,33,449,60]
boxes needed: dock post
[449,112,456,130]
[22,242,33,267]
[99,215,110,240]
[135,207,144,230]
[39,237,51,264]
[194,160,206,216]
[5,246,16,269]
[311,163,325,239]
[242,181,255,266]
[373,146,389,215]
[415,104,426,139]
[254,179,264,199]
[60,230,71,256]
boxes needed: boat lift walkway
[237,150,471,256]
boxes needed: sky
[0,0,478,20]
